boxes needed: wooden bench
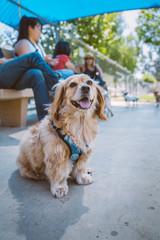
[0,48,35,127]
[0,89,34,127]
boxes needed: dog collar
[50,120,84,163]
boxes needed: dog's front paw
[51,184,68,198]
[76,174,94,185]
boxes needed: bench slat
[0,89,34,100]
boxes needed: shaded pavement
[0,103,160,240]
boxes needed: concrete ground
[0,102,160,240]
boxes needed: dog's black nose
[81,85,90,93]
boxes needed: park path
[0,103,160,240]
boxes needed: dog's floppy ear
[95,85,107,120]
[50,82,65,121]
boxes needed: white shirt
[15,39,46,58]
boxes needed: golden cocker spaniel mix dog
[17,74,107,198]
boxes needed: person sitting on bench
[51,40,78,79]
[15,15,57,66]
[76,52,108,90]
[0,51,59,121]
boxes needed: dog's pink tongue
[78,100,91,109]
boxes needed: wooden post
[0,89,34,127]
[0,98,28,127]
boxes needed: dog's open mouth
[71,97,93,110]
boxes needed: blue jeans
[0,52,59,120]
[56,69,74,79]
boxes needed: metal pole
[95,50,98,64]
[55,24,59,44]
[114,64,117,89]
[18,0,21,19]
[125,74,127,92]
[136,78,138,94]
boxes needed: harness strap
[50,120,82,163]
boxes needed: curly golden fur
[17,74,107,198]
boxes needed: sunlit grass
[139,95,155,102]
[111,95,155,102]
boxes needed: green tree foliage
[0,23,17,48]
[40,25,57,55]
[66,14,138,72]
[68,13,123,54]
[142,73,157,83]
[136,8,160,47]
[136,9,160,80]
[107,34,138,72]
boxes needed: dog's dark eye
[87,80,93,85]
[70,82,77,88]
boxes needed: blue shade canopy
[0,0,160,29]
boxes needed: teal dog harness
[50,120,86,163]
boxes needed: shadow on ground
[0,110,38,147]
[8,170,88,240]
